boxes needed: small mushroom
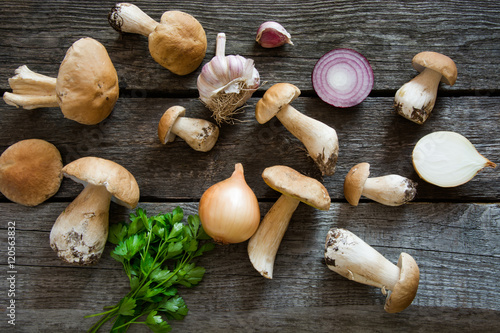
[256,83,339,176]
[394,51,457,124]
[0,139,63,206]
[325,228,420,313]
[50,157,140,265]
[248,165,330,279]
[344,162,417,206]
[158,106,219,152]
[3,38,119,125]
[108,3,207,75]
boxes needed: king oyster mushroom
[325,228,420,313]
[394,51,457,124]
[0,139,63,206]
[255,83,339,176]
[108,3,207,75]
[50,157,140,265]
[3,38,119,125]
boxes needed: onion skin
[199,163,260,244]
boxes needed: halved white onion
[412,131,496,187]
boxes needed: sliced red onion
[312,48,374,108]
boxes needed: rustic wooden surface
[0,0,499,332]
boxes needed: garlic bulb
[197,33,260,124]
[256,21,293,48]
[412,131,496,187]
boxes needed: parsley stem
[87,310,118,333]
[111,313,144,331]
[85,306,118,318]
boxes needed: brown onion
[199,163,260,244]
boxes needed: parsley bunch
[86,207,214,332]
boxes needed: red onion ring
[312,48,374,108]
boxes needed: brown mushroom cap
[158,106,186,144]
[148,11,207,76]
[344,162,370,206]
[63,157,140,209]
[412,51,457,86]
[56,37,119,125]
[0,139,63,206]
[255,83,301,124]
[384,252,420,313]
[262,165,330,210]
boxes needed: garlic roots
[197,33,260,125]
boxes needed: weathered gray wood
[0,202,498,332]
[1,0,499,332]
[1,96,498,202]
[0,0,499,92]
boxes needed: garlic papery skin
[197,32,260,125]
[412,131,496,187]
[256,21,293,48]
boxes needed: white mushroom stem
[362,175,417,206]
[277,104,339,176]
[394,68,442,124]
[108,3,159,36]
[325,228,400,292]
[248,194,300,279]
[170,117,219,152]
[3,65,58,109]
[49,184,112,265]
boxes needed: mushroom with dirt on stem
[394,51,457,124]
[0,139,63,207]
[325,228,420,313]
[248,165,330,279]
[255,83,339,176]
[158,106,219,152]
[344,162,417,206]
[50,157,140,265]
[3,37,119,125]
[108,3,207,75]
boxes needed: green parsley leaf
[159,295,188,320]
[118,297,136,316]
[146,311,172,333]
[171,206,184,224]
[86,207,214,333]
[108,222,128,245]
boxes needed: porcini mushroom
[248,165,330,279]
[3,38,119,125]
[158,106,219,152]
[108,3,207,75]
[344,162,417,206]
[50,157,140,265]
[325,228,420,313]
[0,139,63,206]
[394,51,457,124]
[255,83,339,176]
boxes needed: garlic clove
[256,21,293,48]
[412,131,496,187]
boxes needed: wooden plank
[0,202,498,331]
[0,0,499,92]
[1,96,498,202]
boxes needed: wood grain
[0,0,499,92]
[1,96,498,202]
[0,0,499,332]
[0,202,498,332]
